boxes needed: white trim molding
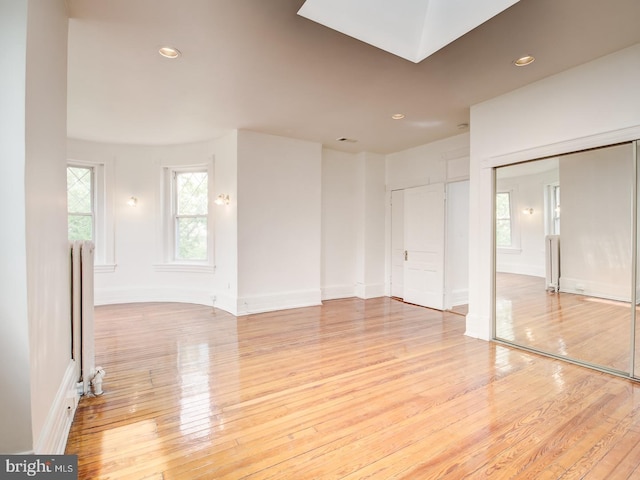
[321,284,357,301]
[95,286,215,307]
[34,360,79,454]
[236,290,322,315]
[355,282,386,299]
[464,313,492,341]
[153,263,215,274]
[483,125,640,170]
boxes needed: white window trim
[155,160,214,272]
[68,159,116,271]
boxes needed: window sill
[497,247,522,255]
[153,263,215,274]
[95,264,117,273]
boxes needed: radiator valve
[91,367,106,396]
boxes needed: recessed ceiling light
[391,113,405,120]
[336,137,357,143]
[457,123,469,129]
[159,47,181,59]
[513,55,535,67]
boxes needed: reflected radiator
[545,235,560,293]
[70,241,95,395]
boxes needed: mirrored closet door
[494,141,637,377]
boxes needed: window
[66,160,115,270]
[173,170,209,261]
[67,165,94,241]
[544,183,561,236]
[495,192,512,247]
[551,185,561,234]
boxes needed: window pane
[176,217,207,260]
[496,192,512,247]
[68,214,93,241]
[67,166,92,214]
[177,172,208,215]
[496,219,512,247]
[496,192,511,220]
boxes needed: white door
[391,190,405,298]
[403,183,445,309]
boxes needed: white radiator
[545,235,560,292]
[70,241,95,395]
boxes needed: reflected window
[545,183,561,235]
[496,192,513,247]
[552,185,561,234]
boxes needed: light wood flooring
[496,273,635,373]
[66,297,640,479]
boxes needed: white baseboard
[95,286,215,307]
[354,283,385,299]
[322,284,356,301]
[236,289,322,315]
[34,359,79,454]
[496,264,545,278]
[463,312,492,341]
[559,276,630,303]
[212,292,239,316]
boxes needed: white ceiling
[66,0,640,154]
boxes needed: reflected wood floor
[66,298,640,479]
[496,273,633,372]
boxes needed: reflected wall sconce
[215,194,230,206]
[127,196,138,207]
[522,208,534,215]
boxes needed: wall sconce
[215,194,230,206]
[522,208,534,215]
[127,196,138,207]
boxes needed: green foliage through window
[175,171,208,261]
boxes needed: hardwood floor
[495,273,633,373]
[66,298,640,479]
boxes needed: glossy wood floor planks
[66,297,640,479]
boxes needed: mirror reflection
[495,143,634,374]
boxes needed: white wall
[560,144,633,300]
[446,180,470,307]
[25,0,72,453]
[468,43,640,340]
[355,152,387,298]
[212,131,239,314]
[236,130,322,314]
[67,139,217,306]
[386,133,469,189]
[0,0,72,454]
[0,0,33,454]
[321,149,358,300]
[71,131,359,317]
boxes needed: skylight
[298,0,520,63]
